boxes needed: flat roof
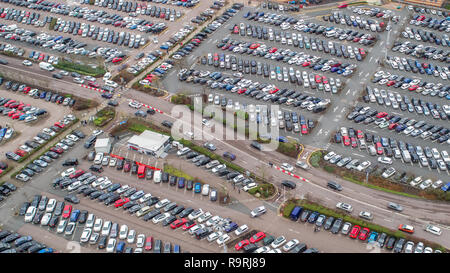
[127,130,170,152]
[95,138,110,148]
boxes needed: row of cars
[324,11,386,33]
[51,166,256,252]
[371,70,449,99]
[178,68,330,114]
[21,193,180,253]
[0,23,126,62]
[0,229,53,253]
[347,105,449,144]
[206,48,344,93]
[335,122,450,172]
[8,116,82,182]
[323,149,449,191]
[1,78,76,106]
[386,54,450,80]
[409,13,450,33]
[402,27,450,47]
[219,37,358,77]
[0,182,16,203]
[363,85,449,120]
[234,22,368,61]
[0,97,44,123]
[286,205,442,253]
[392,41,450,63]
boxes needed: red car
[301,124,308,135]
[50,147,64,154]
[15,149,27,157]
[112,57,122,63]
[38,53,44,61]
[170,218,188,229]
[338,3,348,8]
[351,137,357,148]
[249,232,266,244]
[144,237,153,251]
[375,142,383,155]
[7,110,16,117]
[182,221,196,231]
[11,113,21,119]
[408,85,418,91]
[233,26,239,34]
[343,136,350,146]
[386,81,395,86]
[4,100,16,107]
[349,225,361,239]
[322,76,328,84]
[249,43,260,49]
[62,205,72,219]
[269,47,277,53]
[388,123,398,130]
[353,37,361,43]
[302,61,311,67]
[269,88,279,94]
[314,75,322,83]
[398,224,414,233]
[88,81,99,88]
[358,227,370,241]
[237,88,246,94]
[234,239,250,251]
[23,86,31,93]
[376,112,388,118]
[359,48,366,56]
[114,198,130,208]
[54,122,65,128]
[356,130,364,139]
[70,169,85,179]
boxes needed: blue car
[0,128,7,138]
[225,222,238,233]
[160,45,169,50]
[70,210,80,222]
[243,11,250,18]
[178,177,185,188]
[38,248,54,253]
[29,51,35,58]
[173,244,180,253]
[194,182,201,193]
[278,136,287,143]
[40,91,47,99]
[116,241,125,253]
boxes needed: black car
[377,232,388,248]
[289,243,307,253]
[161,120,173,128]
[186,180,194,190]
[98,235,108,249]
[62,158,79,166]
[299,210,310,222]
[54,201,65,216]
[19,202,30,216]
[393,238,405,253]
[323,216,335,230]
[64,194,80,204]
[169,176,178,186]
[281,180,296,189]
[78,210,88,224]
[385,236,396,250]
[330,218,343,234]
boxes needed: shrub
[309,151,323,167]
[276,141,298,158]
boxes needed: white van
[153,170,161,183]
[39,62,55,71]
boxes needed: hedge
[54,61,106,77]
[163,164,194,181]
[309,150,323,168]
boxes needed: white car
[254,246,271,253]
[271,236,286,249]
[93,218,103,232]
[152,212,170,224]
[85,214,95,228]
[40,212,52,226]
[101,221,112,236]
[243,182,257,192]
[106,238,117,253]
[250,206,266,217]
[377,157,392,165]
[155,199,170,209]
[127,230,136,243]
[138,193,152,204]
[424,224,442,236]
[94,153,104,164]
[109,157,117,167]
[136,234,146,248]
[188,209,204,220]
[336,202,353,212]
[234,224,249,236]
[61,167,76,177]
[57,219,68,234]
[45,199,57,213]
[22,60,33,66]
[197,212,212,223]
[281,163,294,172]
[206,215,222,226]
[80,228,92,243]
[216,234,231,245]
[359,211,373,220]
[201,184,210,196]
[282,239,299,252]
[207,231,223,242]
[119,225,129,239]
